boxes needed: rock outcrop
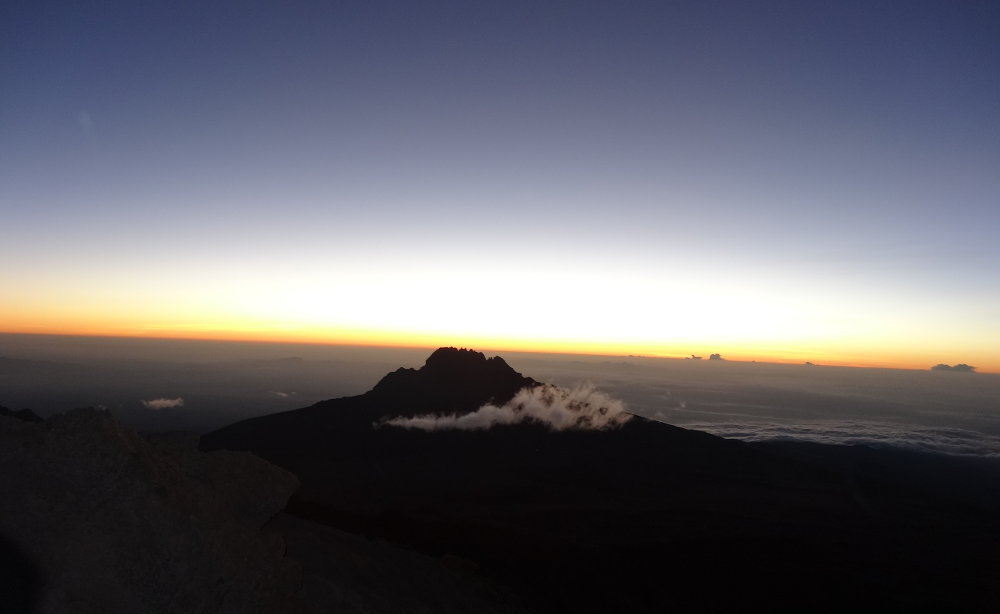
[0,408,301,614]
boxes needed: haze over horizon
[3,334,999,458]
[3,1,998,371]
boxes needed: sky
[2,1,999,371]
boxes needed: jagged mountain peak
[422,347,518,378]
[424,346,490,369]
[366,347,537,415]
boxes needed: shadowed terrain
[203,348,1000,612]
[0,401,526,614]
[0,406,302,614]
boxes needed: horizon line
[1,330,992,375]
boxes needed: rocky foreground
[0,406,300,613]
[0,404,524,614]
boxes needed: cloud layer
[141,397,184,410]
[383,383,631,432]
[669,419,1000,458]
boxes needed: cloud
[931,363,976,372]
[669,419,1000,457]
[382,383,631,432]
[268,391,296,398]
[141,397,184,410]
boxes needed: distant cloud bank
[931,363,976,373]
[382,383,631,432]
[670,420,1000,458]
[141,397,184,410]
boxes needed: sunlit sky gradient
[3,1,999,370]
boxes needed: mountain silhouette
[202,347,1000,613]
[367,346,538,415]
[0,405,43,423]
[202,347,536,455]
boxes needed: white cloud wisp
[141,397,184,410]
[382,383,631,432]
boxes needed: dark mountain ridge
[201,347,1000,612]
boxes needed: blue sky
[2,1,998,368]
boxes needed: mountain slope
[201,347,1000,612]
[202,347,535,453]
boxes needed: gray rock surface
[0,408,302,614]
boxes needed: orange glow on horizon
[2,322,995,374]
